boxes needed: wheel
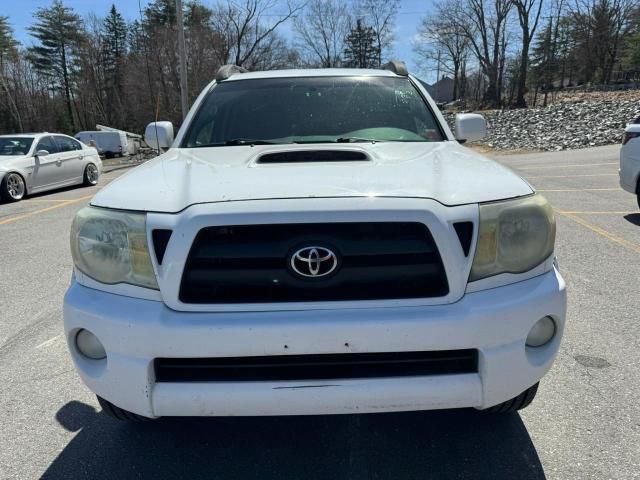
[1,172,26,202]
[97,396,153,422]
[485,382,539,413]
[83,163,99,186]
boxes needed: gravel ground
[444,90,640,152]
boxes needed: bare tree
[454,0,513,107]
[213,0,303,68]
[293,0,351,67]
[511,0,544,107]
[414,0,471,100]
[357,0,400,66]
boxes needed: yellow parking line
[537,188,620,192]
[527,173,618,179]
[0,195,93,226]
[517,162,617,170]
[555,210,640,253]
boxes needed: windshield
[0,137,34,156]
[182,76,445,147]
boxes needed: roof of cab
[221,68,400,82]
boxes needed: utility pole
[435,50,441,102]
[176,0,188,120]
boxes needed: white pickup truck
[64,63,566,421]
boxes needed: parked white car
[0,133,102,202]
[619,116,640,208]
[64,64,566,421]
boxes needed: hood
[91,142,533,213]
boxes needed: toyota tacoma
[64,63,566,420]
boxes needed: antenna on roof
[216,65,249,82]
[382,60,408,77]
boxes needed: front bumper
[63,267,566,418]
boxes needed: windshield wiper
[336,137,383,143]
[193,139,284,147]
[224,138,282,146]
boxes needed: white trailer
[75,131,128,158]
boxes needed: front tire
[485,382,539,413]
[83,163,99,186]
[97,396,153,422]
[1,172,26,202]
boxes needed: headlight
[70,206,158,289]
[470,194,555,282]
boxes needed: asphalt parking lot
[0,145,638,479]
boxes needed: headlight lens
[470,194,555,281]
[70,206,158,289]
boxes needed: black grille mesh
[179,222,448,304]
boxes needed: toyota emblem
[290,246,339,278]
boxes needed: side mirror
[35,150,50,157]
[454,113,487,143]
[144,121,174,150]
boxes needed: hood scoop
[256,149,369,164]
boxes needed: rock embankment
[443,90,640,151]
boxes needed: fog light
[526,316,556,347]
[76,329,106,359]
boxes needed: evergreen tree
[0,16,19,66]
[145,0,177,27]
[101,5,128,125]
[103,5,127,81]
[0,16,22,132]
[28,0,84,131]
[343,19,380,68]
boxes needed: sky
[4,0,436,80]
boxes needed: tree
[212,0,302,68]
[454,0,513,107]
[102,5,128,123]
[414,0,470,101]
[0,16,22,131]
[293,0,351,67]
[357,0,400,66]
[0,16,18,65]
[511,0,544,107]
[570,0,637,84]
[28,0,84,131]
[343,19,380,68]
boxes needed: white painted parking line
[527,173,618,179]
[536,188,620,192]
[35,335,62,350]
[516,162,617,170]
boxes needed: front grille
[179,222,448,304]
[154,350,478,382]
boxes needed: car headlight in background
[70,206,158,289]
[470,194,555,282]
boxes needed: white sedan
[620,116,640,208]
[0,133,102,202]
